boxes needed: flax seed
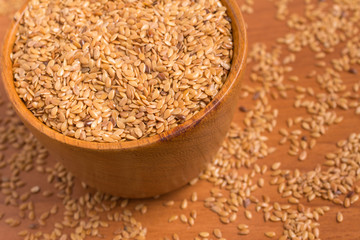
[163,201,175,207]
[180,214,188,223]
[180,199,188,209]
[30,186,40,194]
[271,162,281,171]
[244,210,252,219]
[168,215,178,223]
[299,151,307,161]
[199,232,210,238]
[265,232,276,238]
[213,228,222,238]
[238,229,250,235]
[336,212,343,223]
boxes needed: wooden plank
[0,1,359,239]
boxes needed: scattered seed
[271,162,281,171]
[258,178,265,188]
[188,217,195,226]
[5,218,21,227]
[299,151,307,161]
[180,199,188,209]
[199,232,210,238]
[190,210,197,219]
[163,201,175,207]
[180,214,188,223]
[344,198,351,208]
[244,210,252,219]
[265,232,276,238]
[18,230,28,237]
[348,68,358,74]
[191,192,198,202]
[213,228,222,238]
[351,194,359,204]
[336,212,343,223]
[172,233,180,240]
[168,215,178,223]
[28,223,38,229]
[238,229,250,235]
[30,186,40,194]
[237,224,249,230]
[243,198,251,208]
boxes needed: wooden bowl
[1,0,247,198]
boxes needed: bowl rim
[1,0,247,151]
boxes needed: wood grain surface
[0,0,359,240]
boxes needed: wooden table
[1,1,359,239]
